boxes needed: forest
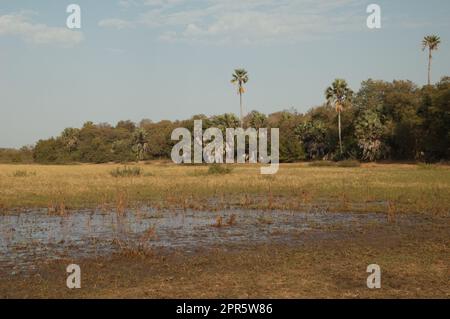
[1,77,449,164]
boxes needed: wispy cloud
[0,12,83,47]
[100,0,365,45]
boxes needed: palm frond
[325,79,353,113]
[422,35,441,51]
[231,68,249,94]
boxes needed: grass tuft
[13,170,36,177]
[336,160,361,168]
[417,163,438,170]
[207,164,233,175]
[110,166,142,177]
[308,161,336,167]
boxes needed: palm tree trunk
[239,91,243,127]
[338,111,343,154]
[428,48,432,86]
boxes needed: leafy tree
[210,113,240,133]
[355,79,421,160]
[418,77,450,161]
[116,120,136,132]
[144,120,176,159]
[61,128,80,153]
[33,138,65,163]
[244,110,267,129]
[354,110,386,161]
[272,111,306,162]
[295,120,328,160]
[0,147,33,163]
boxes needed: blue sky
[1,0,449,148]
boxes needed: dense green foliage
[3,77,449,164]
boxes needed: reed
[387,200,397,223]
[212,216,223,228]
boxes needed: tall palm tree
[231,69,249,126]
[325,79,353,155]
[422,35,441,85]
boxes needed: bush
[0,148,33,163]
[110,166,142,177]
[207,164,233,175]
[336,160,361,168]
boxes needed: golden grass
[0,162,449,214]
[0,163,448,298]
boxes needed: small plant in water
[116,191,128,216]
[140,225,157,242]
[110,166,142,177]
[257,216,273,225]
[212,215,223,228]
[47,200,66,216]
[387,200,397,223]
[227,214,237,226]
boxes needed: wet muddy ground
[0,208,438,277]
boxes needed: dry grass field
[0,162,449,214]
[0,162,448,298]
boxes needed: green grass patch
[308,161,336,167]
[336,160,361,168]
[13,170,36,177]
[207,164,233,175]
[417,163,439,170]
[110,166,142,177]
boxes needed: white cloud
[100,0,364,44]
[0,12,83,47]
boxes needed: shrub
[207,164,233,175]
[110,166,142,177]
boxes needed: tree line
[1,75,447,164]
[1,35,446,164]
